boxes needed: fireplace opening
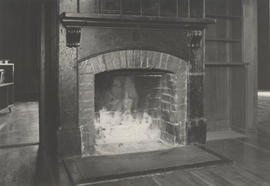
[94,69,185,155]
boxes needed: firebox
[93,68,187,154]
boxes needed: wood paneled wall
[79,0,203,17]
[258,0,270,90]
[204,0,257,132]
[0,0,40,101]
[0,0,258,133]
[205,0,243,131]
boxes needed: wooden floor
[0,102,39,147]
[257,92,270,137]
[0,101,270,186]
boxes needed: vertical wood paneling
[205,68,230,131]
[80,0,97,13]
[78,0,203,18]
[190,0,203,18]
[204,0,250,132]
[258,0,270,90]
[231,67,246,131]
[141,0,159,16]
[160,0,177,17]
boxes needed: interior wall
[0,0,40,101]
[204,0,247,132]
[258,0,270,90]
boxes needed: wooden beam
[39,2,46,149]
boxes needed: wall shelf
[0,62,14,112]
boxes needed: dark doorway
[0,0,40,147]
[258,0,270,90]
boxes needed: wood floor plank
[257,94,270,138]
[208,165,270,186]
[0,145,38,186]
[87,177,158,186]
[0,102,39,147]
[153,170,210,186]
[191,167,235,186]
[236,136,270,153]
[206,139,270,183]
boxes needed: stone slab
[63,145,230,185]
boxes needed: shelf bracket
[186,30,203,49]
[66,26,81,48]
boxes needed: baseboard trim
[0,142,39,149]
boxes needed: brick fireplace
[58,10,214,157]
[79,50,188,155]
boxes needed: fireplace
[78,50,190,155]
[59,12,214,157]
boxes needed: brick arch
[78,50,189,75]
[78,50,189,155]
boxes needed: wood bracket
[66,26,81,48]
[186,30,203,49]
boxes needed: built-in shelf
[0,62,14,112]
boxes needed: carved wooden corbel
[66,26,81,48]
[186,30,203,49]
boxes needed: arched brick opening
[78,50,189,155]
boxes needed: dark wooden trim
[206,14,241,19]
[0,83,14,87]
[243,0,258,131]
[39,3,45,149]
[205,63,248,67]
[176,0,179,17]
[206,38,241,43]
[0,142,39,149]
[0,64,14,66]
[60,12,215,29]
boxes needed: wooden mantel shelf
[60,12,215,48]
[60,12,215,30]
